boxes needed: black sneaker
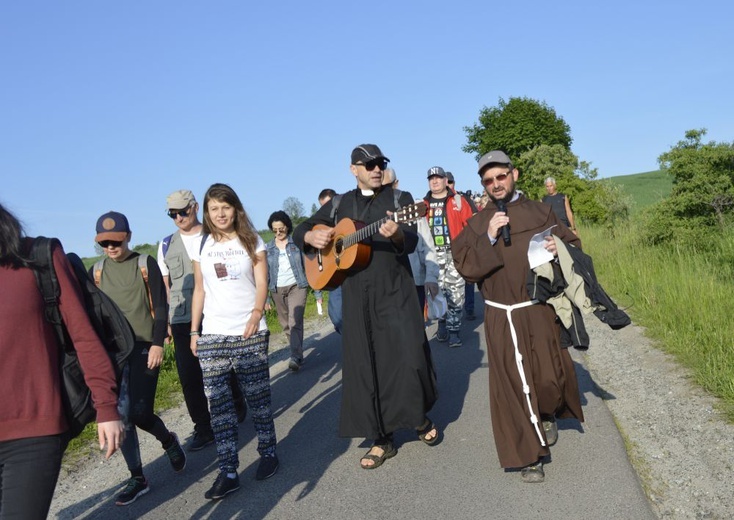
[164,432,186,472]
[205,472,240,500]
[288,358,302,372]
[449,333,463,348]
[188,428,215,452]
[115,477,149,506]
[465,309,477,321]
[436,320,448,342]
[255,454,279,480]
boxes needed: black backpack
[30,237,134,439]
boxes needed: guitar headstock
[394,202,427,223]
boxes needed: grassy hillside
[606,169,673,213]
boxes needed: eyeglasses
[167,206,191,219]
[481,172,511,187]
[272,227,288,234]
[356,159,388,171]
[99,240,123,248]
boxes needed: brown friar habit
[293,187,437,439]
[452,194,584,469]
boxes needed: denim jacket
[266,236,309,291]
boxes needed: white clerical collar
[360,189,375,196]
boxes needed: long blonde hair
[202,183,260,263]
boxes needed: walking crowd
[1,143,629,518]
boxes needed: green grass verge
[581,222,734,421]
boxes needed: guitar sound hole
[334,239,343,267]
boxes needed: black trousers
[0,435,64,520]
[171,322,244,432]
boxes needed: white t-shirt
[192,235,267,336]
[157,230,203,276]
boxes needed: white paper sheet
[527,225,557,269]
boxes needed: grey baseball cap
[427,166,446,178]
[477,150,513,174]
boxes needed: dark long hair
[202,183,260,263]
[267,210,293,235]
[0,203,32,268]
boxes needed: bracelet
[252,308,264,314]
[189,331,200,336]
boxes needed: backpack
[30,237,134,439]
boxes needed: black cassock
[293,187,437,439]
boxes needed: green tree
[463,97,572,160]
[643,129,734,245]
[283,197,305,221]
[517,144,629,228]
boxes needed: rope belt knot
[484,299,546,447]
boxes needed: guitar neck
[341,215,392,249]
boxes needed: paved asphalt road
[51,313,655,520]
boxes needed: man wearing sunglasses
[294,144,438,471]
[423,166,477,347]
[157,190,246,452]
[452,150,583,483]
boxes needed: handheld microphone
[495,200,511,246]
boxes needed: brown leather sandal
[359,442,397,470]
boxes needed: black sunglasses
[99,240,123,248]
[167,206,192,219]
[356,159,388,171]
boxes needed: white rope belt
[484,299,545,447]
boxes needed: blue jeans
[465,282,475,314]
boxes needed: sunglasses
[272,227,288,234]
[167,206,192,219]
[481,172,511,187]
[356,159,388,171]
[99,240,123,248]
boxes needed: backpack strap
[93,259,104,287]
[199,233,210,255]
[161,234,173,258]
[393,189,402,210]
[329,194,342,224]
[137,254,154,318]
[29,237,66,348]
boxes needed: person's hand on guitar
[305,227,335,249]
[381,211,404,245]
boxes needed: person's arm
[244,251,268,339]
[564,195,577,235]
[190,259,204,357]
[54,244,123,457]
[452,213,504,283]
[145,255,168,368]
[293,200,335,252]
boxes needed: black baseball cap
[351,144,389,165]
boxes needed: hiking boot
[436,320,448,342]
[521,461,545,483]
[255,454,279,480]
[288,357,302,372]
[205,472,240,500]
[543,418,558,446]
[188,428,215,452]
[163,432,186,472]
[115,477,149,506]
[449,332,463,348]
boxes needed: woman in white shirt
[190,183,278,501]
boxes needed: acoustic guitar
[304,202,427,290]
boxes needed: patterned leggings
[197,331,277,473]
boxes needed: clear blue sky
[2,1,732,257]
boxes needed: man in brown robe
[452,150,584,483]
